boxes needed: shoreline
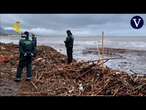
[82,47,146,74]
[83,47,146,55]
[1,41,146,74]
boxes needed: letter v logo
[133,18,141,27]
[131,16,144,29]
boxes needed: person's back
[32,34,37,47]
[31,34,37,57]
[65,35,74,48]
[22,39,33,56]
[15,31,34,82]
[64,30,74,64]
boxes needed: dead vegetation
[0,43,146,96]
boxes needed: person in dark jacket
[64,30,74,64]
[15,31,35,82]
[31,33,37,57]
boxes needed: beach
[1,43,146,96]
[1,35,146,74]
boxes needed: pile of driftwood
[19,57,146,96]
[19,46,146,96]
[1,43,146,96]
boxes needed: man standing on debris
[31,33,37,57]
[15,31,35,82]
[64,30,74,64]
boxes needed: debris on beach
[1,43,146,96]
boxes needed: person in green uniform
[64,30,74,64]
[15,31,35,82]
[31,33,37,57]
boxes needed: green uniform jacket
[19,39,35,57]
[64,35,74,48]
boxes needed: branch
[31,81,38,91]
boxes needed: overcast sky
[0,14,146,36]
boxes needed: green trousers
[66,47,73,64]
[16,55,32,79]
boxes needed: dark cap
[24,31,29,37]
[66,30,72,36]
[66,30,71,33]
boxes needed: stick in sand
[101,32,104,73]
[97,37,101,64]
[97,44,101,61]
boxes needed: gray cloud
[0,14,146,36]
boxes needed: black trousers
[66,47,73,64]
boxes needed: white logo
[133,18,141,27]
[131,16,144,29]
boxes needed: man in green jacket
[64,30,74,64]
[15,31,35,82]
